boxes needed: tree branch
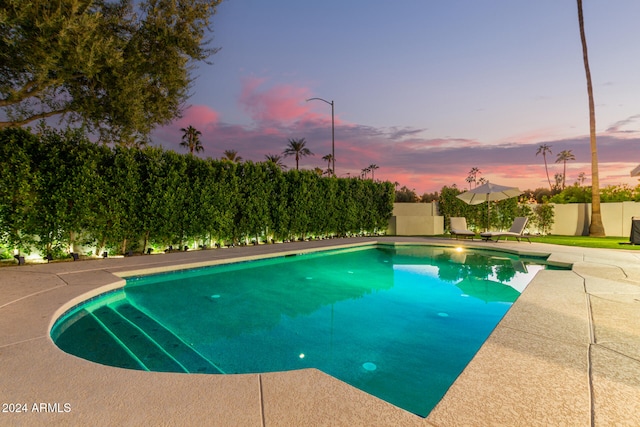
[0,79,55,107]
[0,108,70,128]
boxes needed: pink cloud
[152,104,220,153]
[497,127,563,145]
[152,89,640,195]
[176,105,220,132]
[239,77,315,124]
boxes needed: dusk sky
[153,0,640,194]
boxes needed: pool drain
[362,362,377,371]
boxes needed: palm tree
[554,173,563,191]
[577,0,605,236]
[467,167,481,189]
[283,138,313,170]
[536,144,553,190]
[179,125,204,154]
[361,167,370,179]
[368,164,379,181]
[555,150,575,189]
[322,154,334,176]
[222,149,242,163]
[465,175,474,190]
[264,154,287,170]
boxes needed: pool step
[91,306,185,373]
[113,303,224,374]
[54,309,144,370]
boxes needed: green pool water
[51,244,551,417]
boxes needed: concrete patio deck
[1,237,639,426]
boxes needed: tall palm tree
[222,149,242,163]
[179,125,204,154]
[577,0,605,236]
[577,172,587,185]
[264,154,287,170]
[361,167,370,179]
[536,144,553,190]
[283,138,313,170]
[467,167,481,188]
[322,154,334,175]
[465,175,474,190]
[555,150,576,189]
[368,164,379,181]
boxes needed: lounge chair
[450,217,476,240]
[481,217,531,243]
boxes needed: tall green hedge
[0,128,394,257]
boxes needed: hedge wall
[0,128,394,257]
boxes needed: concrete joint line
[585,289,596,427]
[0,335,46,349]
[592,343,640,364]
[259,374,266,427]
[0,284,66,309]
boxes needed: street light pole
[306,97,335,176]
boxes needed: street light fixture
[306,97,335,176]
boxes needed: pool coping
[1,237,639,426]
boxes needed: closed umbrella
[457,181,521,231]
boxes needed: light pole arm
[306,97,332,106]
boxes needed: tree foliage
[548,184,591,204]
[0,128,394,257]
[394,185,418,202]
[0,0,222,143]
[531,203,554,235]
[548,182,640,204]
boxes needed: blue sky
[153,0,640,194]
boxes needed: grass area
[527,234,640,250]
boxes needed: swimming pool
[51,244,550,417]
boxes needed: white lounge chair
[450,217,476,240]
[481,217,531,243]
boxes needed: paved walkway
[1,237,639,426]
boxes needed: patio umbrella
[456,181,522,230]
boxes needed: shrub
[532,203,555,235]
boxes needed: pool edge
[2,236,638,425]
